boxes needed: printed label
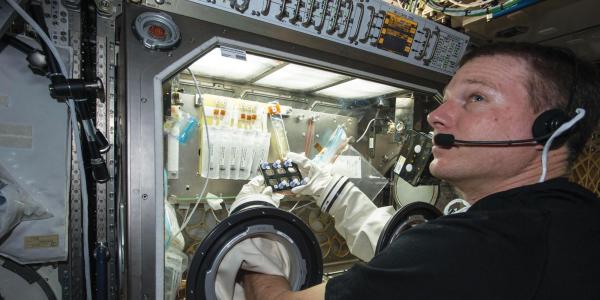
[24,234,59,248]
[221,46,247,61]
[394,155,407,175]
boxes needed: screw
[99,0,111,9]
[141,98,147,103]
[142,193,148,200]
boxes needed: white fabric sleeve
[321,178,395,262]
[216,237,290,300]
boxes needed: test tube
[278,179,289,190]
[290,178,301,188]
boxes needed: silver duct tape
[0,95,9,108]
[0,123,33,149]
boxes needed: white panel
[254,64,349,91]
[189,47,281,81]
[0,44,69,264]
[316,78,403,99]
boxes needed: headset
[432,54,587,182]
[433,108,576,147]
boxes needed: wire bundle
[425,0,525,17]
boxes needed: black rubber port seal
[375,202,441,255]
[186,206,323,300]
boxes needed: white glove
[286,152,333,204]
[327,183,395,261]
[230,176,284,215]
[216,237,290,300]
[286,152,394,262]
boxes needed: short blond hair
[460,42,600,162]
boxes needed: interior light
[188,48,281,82]
[254,64,349,91]
[316,78,402,99]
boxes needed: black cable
[2,34,48,75]
[27,1,108,182]
[1,34,36,54]
[0,257,57,300]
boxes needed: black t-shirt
[326,178,600,300]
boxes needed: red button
[147,24,166,40]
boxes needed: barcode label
[221,46,247,61]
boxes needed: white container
[164,248,188,300]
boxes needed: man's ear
[535,144,544,151]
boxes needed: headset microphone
[433,133,543,147]
[433,108,585,148]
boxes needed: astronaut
[231,42,600,300]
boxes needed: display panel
[142,0,470,75]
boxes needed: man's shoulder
[351,211,547,299]
[371,211,546,268]
[471,177,600,214]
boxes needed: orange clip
[267,102,281,115]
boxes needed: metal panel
[96,0,121,296]
[43,0,71,48]
[58,6,84,300]
[141,0,469,76]
[0,0,17,37]
[132,5,450,90]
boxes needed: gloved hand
[286,152,334,204]
[230,176,284,215]
[287,152,395,262]
[216,237,290,300]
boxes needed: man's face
[427,55,541,188]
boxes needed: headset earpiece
[532,108,570,145]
